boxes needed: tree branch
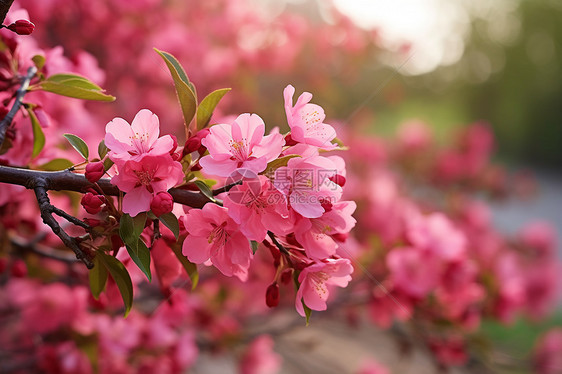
[10,235,81,264]
[0,0,15,25]
[0,66,37,148]
[33,181,93,268]
[0,165,210,208]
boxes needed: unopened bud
[83,218,102,227]
[11,259,27,278]
[280,269,293,285]
[331,232,348,242]
[265,282,280,308]
[85,162,105,183]
[329,174,346,187]
[81,192,104,214]
[7,19,35,35]
[183,128,210,156]
[284,133,298,146]
[150,192,173,217]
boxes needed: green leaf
[26,107,45,158]
[103,158,114,171]
[63,133,89,159]
[98,253,134,317]
[171,245,199,289]
[37,158,74,171]
[194,180,214,201]
[263,154,300,175]
[196,88,231,130]
[98,140,108,159]
[159,212,180,240]
[302,300,312,326]
[89,253,108,299]
[251,240,259,255]
[36,79,115,101]
[119,213,146,249]
[126,239,151,281]
[154,48,197,130]
[31,54,46,70]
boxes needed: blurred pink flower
[534,328,562,374]
[239,335,282,374]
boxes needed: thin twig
[267,231,290,256]
[51,206,90,229]
[0,66,37,148]
[10,236,80,264]
[32,180,93,268]
[212,180,242,196]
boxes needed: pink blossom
[534,328,562,374]
[284,85,336,149]
[274,156,342,218]
[295,258,353,316]
[223,175,292,241]
[105,109,175,163]
[407,213,466,261]
[356,359,390,374]
[181,204,253,281]
[294,200,356,259]
[199,113,284,177]
[386,247,441,299]
[111,154,184,217]
[239,335,282,374]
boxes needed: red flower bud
[183,128,210,157]
[190,161,202,172]
[81,192,104,214]
[265,282,280,308]
[85,162,105,183]
[83,218,102,227]
[329,174,346,187]
[11,259,27,278]
[7,19,35,35]
[331,232,349,242]
[150,191,173,217]
[284,133,298,146]
[280,269,293,285]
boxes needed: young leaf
[89,253,108,299]
[98,253,134,317]
[31,54,45,70]
[171,245,199,289]
[251,240,259,255]
[46,73,102,90]
[154,48,197,130]
[159,212,180,240]
[194,180,214,201]
[103,158,114,171]
[37,158,74,171]
[37,81,115,101]
[126,239,151,281]
[26,107,45,158]
[263,154,300,175]
[302,300,312,326]
[196,88,231,130]
[119,213,146,248]
[98,139,108,159]
[63,133,89,159]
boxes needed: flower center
[229,139,250,161]
[134,170,153,186]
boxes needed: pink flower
[407,213,466,261]
[284,85,336,149]
[181,204,253,281]
[223,175,292,241]
[199,113,284,177]
[274,156,342,218]
[239,335,282,374]
[111,154,184,217]
[294,200,356,259]
[386,247,441,298]
[534,328,562,374]
[356,359,390,374]
[105,109,174,163]
[295,258,353,316]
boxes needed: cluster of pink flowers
[104,109,183,217]
[182,85,356,316]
